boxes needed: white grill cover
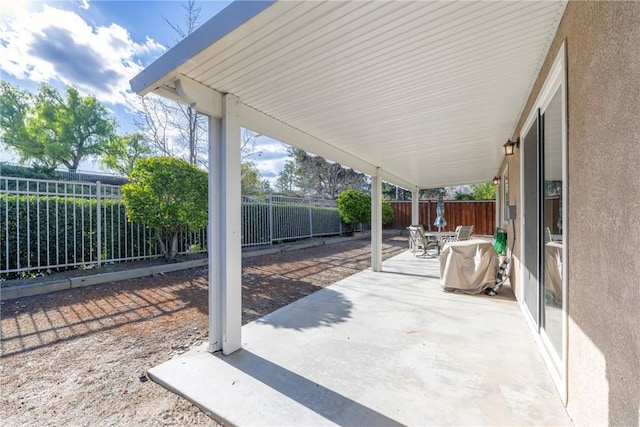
[439,239,498,294]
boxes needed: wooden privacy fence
[387,200,496,235]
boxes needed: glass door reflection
[542,87,564,360]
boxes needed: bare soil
[1,234,407,426]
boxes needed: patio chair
[442,225,474,243]
[407,225,440,257]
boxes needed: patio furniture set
[407,224,501,295]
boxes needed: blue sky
[0,0,290,181]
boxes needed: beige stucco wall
[508,1,640,425]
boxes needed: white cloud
[252,137,291,183]
[0,4,165,106]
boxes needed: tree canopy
[0,81,115,172]
[455,183,496,200]
[121,157,208,261]
[274,160,297,194]
[100,133,152,177]
[241,161,265,195]
[275,147,368,199]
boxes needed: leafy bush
[0,195,157,278]
[337,189,370,233]
[0,163,58,180]
[122,157,208,261]
[337,190,395,231]
[382,200,394,225]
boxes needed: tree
[260,179,272,194]
[288,148,368,199]
[121,157,208,261]
[454,191,475,200]
[453,183,496,200]
[337,189,370,234]
[241,129,263,161]
[241,161,264,195]
[420,187,447,199]
[471,182,496,200]
[163,0,202,43]
[130,1,207,166]
[100,133,152,177]
[382,201,395,225]
[0,81,115,172]
[132,95,178,158]
[275,160,298,194]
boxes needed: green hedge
[1,196,340,277]
[0,195,158,278]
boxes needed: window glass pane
[543,87,563,358]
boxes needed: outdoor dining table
[424,231,457,254]
[424,231,457,242]
[439,239,498,294]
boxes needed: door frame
[518,42,568,403]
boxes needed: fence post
[308,196,313,238]
[96,181,102,267]
[268,193,274,245]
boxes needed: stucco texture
[510,1,640,426]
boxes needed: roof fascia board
[130,1,276,95]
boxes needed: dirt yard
[1,234,407,426]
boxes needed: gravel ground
[1,234,407,426]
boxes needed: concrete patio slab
[148,251,571,426]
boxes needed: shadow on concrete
[256,287,352,331]
[220,349,404,426]
[0,275,209,358]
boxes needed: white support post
[371,169,383,272]
[411,187,420,226]
[207,95,242,355]
[207,116,222,353]
[220,94,242,355]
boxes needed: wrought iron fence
[1,176,341,278]
[241,195,341,247]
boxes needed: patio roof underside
[131,0,566,189]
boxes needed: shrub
[337,189,370,233]
[337,189,370,225]
[122,157,208,261]
[382,200,394,225]
[337,190,396,232]
[0,195,155,278]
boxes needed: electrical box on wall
[507,205,517,220]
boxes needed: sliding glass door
[522,115,541,329]
[521,45,566,387]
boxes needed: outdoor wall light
[503,138,520,156]
[493,176,500,185]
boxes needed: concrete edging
[1,259,208,301]
[1,230,406,301]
